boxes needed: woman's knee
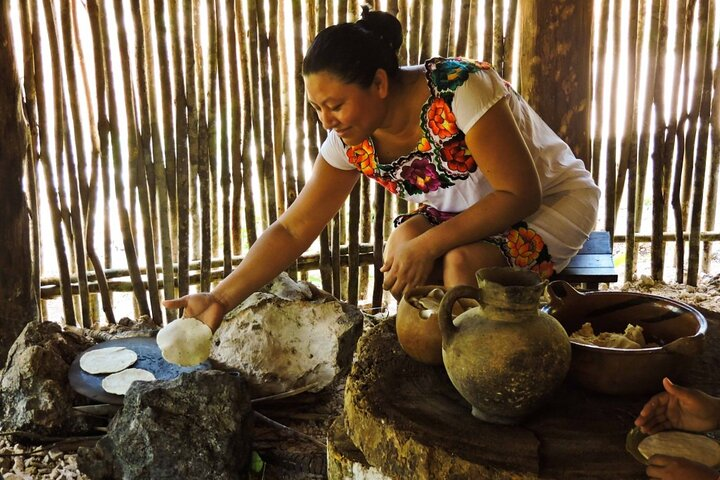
[385,216,432,256]
[443,243,507,285]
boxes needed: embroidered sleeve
[319,131,357,170]
[451,68,511,133]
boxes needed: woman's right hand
[162,293,228,332]
[634,377,720,435]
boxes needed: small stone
[12,455,24,472]
[25,465,37,475]
[48,449,63,461]
[639,275,654,287]
[0,456,13,472]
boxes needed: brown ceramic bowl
[544,281,707,396]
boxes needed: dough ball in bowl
[156,317,213,366]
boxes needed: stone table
[330,309,720,479]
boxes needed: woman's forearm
[207,157,360,314]
[420,189,539,260]
[209,221,317,313]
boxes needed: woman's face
[305,70,387,146]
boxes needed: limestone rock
[327,415,390,480]
[212,273,364,396]
[0,321,98,436]
[77,370,252,480]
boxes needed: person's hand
[635,377,720,435]
[380,238,437,300]
[645,454,719,480]
[162,292,228,332]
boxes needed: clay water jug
[438,267,570,424]
[396,286,472,365]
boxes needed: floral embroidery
[532,261,555,279]
[506,227,544,267]
[394,204,457,227]
[426,57,492,95]
[339,57,503,201]
[346,140,376,176]
[486,222,555,279]
[440,138,476,174]
[345,139,399,193]
[426,98,458,140]
[401,157,443,194]
[417,137,432,152]
[376,176,398,194]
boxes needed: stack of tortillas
[79,346,156,395]
[638,431,720,467]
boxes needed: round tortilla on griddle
[638,431,720,467]
[101,368,156,395]
[79,346,137,374]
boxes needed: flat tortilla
[156,317,213,366]
[79,346,137,374]
[638,431,720,467]
[101,368,156,395]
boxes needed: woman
[164,7,600,331]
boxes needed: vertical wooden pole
[519,0,593,169]
[0,1,37,362]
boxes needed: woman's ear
[373,68,389,99]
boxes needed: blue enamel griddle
[69,336,212,405]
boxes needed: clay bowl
[544,280,707,396]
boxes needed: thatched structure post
[519,0,593,167]
[0,4,37,362]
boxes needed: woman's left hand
[380,237,437,299]
[645,454,718,480]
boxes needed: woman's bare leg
[443,241,508,286]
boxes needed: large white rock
[211,273,364,396]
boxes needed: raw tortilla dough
[570,322,648,349]
[79,346,138,374]
[101,368,156,395]
[156,317,213,366]
[638,431,720,467]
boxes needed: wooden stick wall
[8,0,720,327]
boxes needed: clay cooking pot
[544,280,707,395]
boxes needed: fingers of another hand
[646,455,717,480]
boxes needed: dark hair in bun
[302,6,403,87]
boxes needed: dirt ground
[611,272,720,315]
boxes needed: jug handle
[438,285,482,344]
[547,280,585,308]
[662,334,705,356]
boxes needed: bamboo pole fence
[6,0,720,327]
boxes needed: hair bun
[355,6,403,53]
